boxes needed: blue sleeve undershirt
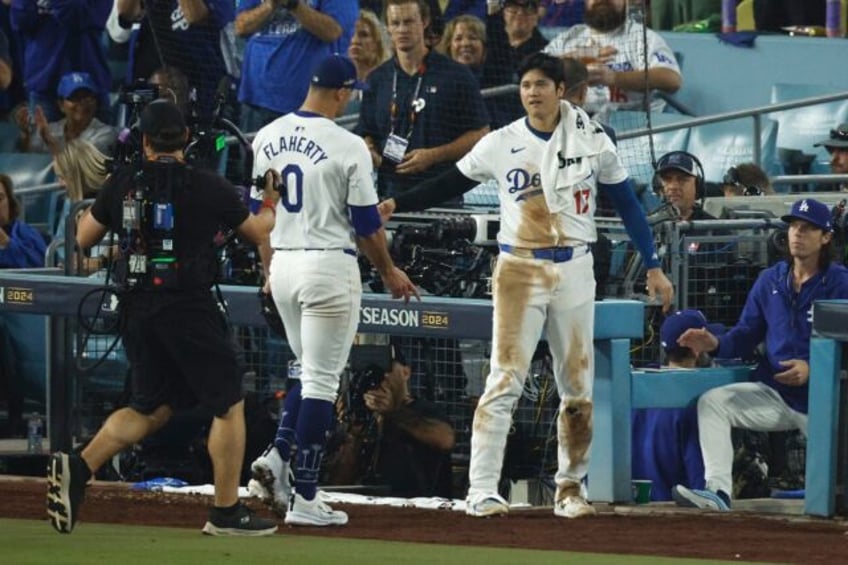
[599,179,661,269]
[349,204,382,237]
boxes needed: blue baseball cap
[657,152,698,177]
[781,198,832,232]
[57,72,98,99]
[311,54,368,90]
[660,309,724,354]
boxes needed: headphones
[723,166,764,197]
[652,151,706,202]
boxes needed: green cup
[631,480,652,504]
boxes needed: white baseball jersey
[544,19,680,117]
[251,111,379,250]
[457,114,627,247]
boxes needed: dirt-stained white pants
[467,252,596,501]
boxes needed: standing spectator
[0,173,45,268]
[544,0,682,120]
[357,0,490,204]
[378,52,673,518]
[116,0,234,120]
[235,0,356,133]
[813,123,848,192]
[10,0,112,122]
[48,100,278,536]
[443,0,488,20]
[672,198,848,511]
[15,72,117,156]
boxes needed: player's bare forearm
[290,3,342,42]
[258,238,273,284]
[178,0,210,24]
[235,1,276,37]
[385,408,456,452]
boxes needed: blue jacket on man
[714,260,848,414]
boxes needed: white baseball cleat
[554,495,597,519]
[249,444,292,516]
[284,493,348,526]
[465,492,509,517]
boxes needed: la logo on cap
[800,200,809,212]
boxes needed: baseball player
[379,52,673,518]
[672,198,848,511]
[249,54,418,527]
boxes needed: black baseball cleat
[202,502,278,536]
[47,452,90,534]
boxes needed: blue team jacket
[0,219,46,268]
[715,260,848,414]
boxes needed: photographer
[328,347,456,499]
[46,100,277,536]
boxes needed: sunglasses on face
[830,128,848,141]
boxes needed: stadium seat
[769,83,848,175]
[686,117,779,184]
[0,152,56,191]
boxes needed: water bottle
[27,413,43,454]
[721,0,737,33]
[826,0,843,38]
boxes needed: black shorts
[121,291,243,418]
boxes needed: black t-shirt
[91,161,249,291]
[372,397,454,499]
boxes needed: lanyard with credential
[389,65,425,140]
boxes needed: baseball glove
[258,290,286,339]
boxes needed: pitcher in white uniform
[250,54,418,527]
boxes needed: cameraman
[330,348,456,499]
[47,100,278,536]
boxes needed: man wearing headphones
[655,151,715,223]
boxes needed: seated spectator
[0,173,46,268]
[51,139,112,272]
[655,151,714,222]
[813,123,848,192]
[15,72,117,156]
[325,347,456,498]
[721,163,774,197]
[632,309,724,501]
[672,198,848,511]
[543,0,682,120]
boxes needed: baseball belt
[498,243,590,263]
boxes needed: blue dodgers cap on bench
[781,198,833,232]
[660,309,724,355]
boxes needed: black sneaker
[47,452,90,534]
[202,502,278,536]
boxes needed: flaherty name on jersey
[260,135,329,165]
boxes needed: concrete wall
[661,32,848,116]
